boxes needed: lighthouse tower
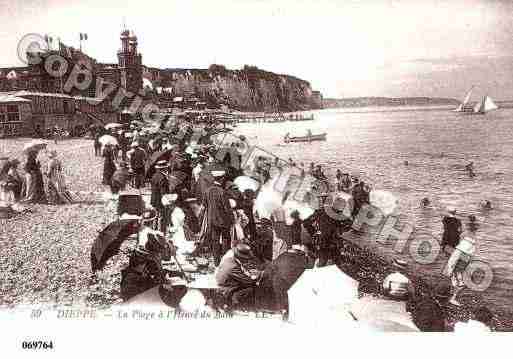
[117,27,143,94]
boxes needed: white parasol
[98,134,118,146]
[22,139,47,154]
[287,265,359,325]
[105,123,123,130]
[370,190,398,216]
[234,175,260,193]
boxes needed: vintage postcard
[1,0,512,356]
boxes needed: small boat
[454,86,499,114]
[284,132,327,143]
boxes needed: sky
[1,0,513,99]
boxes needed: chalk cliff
[143,65,323,112]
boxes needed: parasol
[90,219,139,272]
[233,175,260,193]
[105,123,123,130]
[370,190,398,216]
[350,296,420,332]
[98,134,118,146]
[22,139,47,154]
[287,265,359,324]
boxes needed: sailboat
[454,86,499,115]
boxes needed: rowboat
[284,132,327,143]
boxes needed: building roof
[0,91,102,103]
[0,93,31,104]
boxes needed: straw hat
[456,237,476,255]
[446,206,457,216]
[161,193,178,206]
[48,150,58,158]
[168,276,187,287]
[155,160,169,169]
[119,213,142,221]
[211,170,226,178]
[233,243,254,262]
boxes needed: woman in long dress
[22,150,47,204]
[0,158,16,218]
[45,150,73,204]
[6,159,24,201]
[102,144,116,186]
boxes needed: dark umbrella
[90,219,139,272]
[256,251,308,311]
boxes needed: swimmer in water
[465,162,476,177]
[481,200,492,210]
[420,197,430,207]
[467,214,479,233]
[404,160,409,166]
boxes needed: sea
[236,105,513,312]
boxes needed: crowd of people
[1,115,496,330]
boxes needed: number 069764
[21,341,54,350]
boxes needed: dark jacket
[102,148,116,185]
[130,147,146,170]
[205,182,234,228]
[150,170,169,211]
[317,210,341,248]
[112,168,130,188]
[442,216,462,248]
[215,256,257,292]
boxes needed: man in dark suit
[129,142,147,189]
[206,170,235,266]
[150,160,170,232]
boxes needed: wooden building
[0,91,118,137]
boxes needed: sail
[473,98,483,113]
[474,95,498,113]
[484,96,498,112]
[462,86,474,105]
[454,86,474,111]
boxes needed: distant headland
[323,97,460,108]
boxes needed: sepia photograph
[1,0,512,355]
